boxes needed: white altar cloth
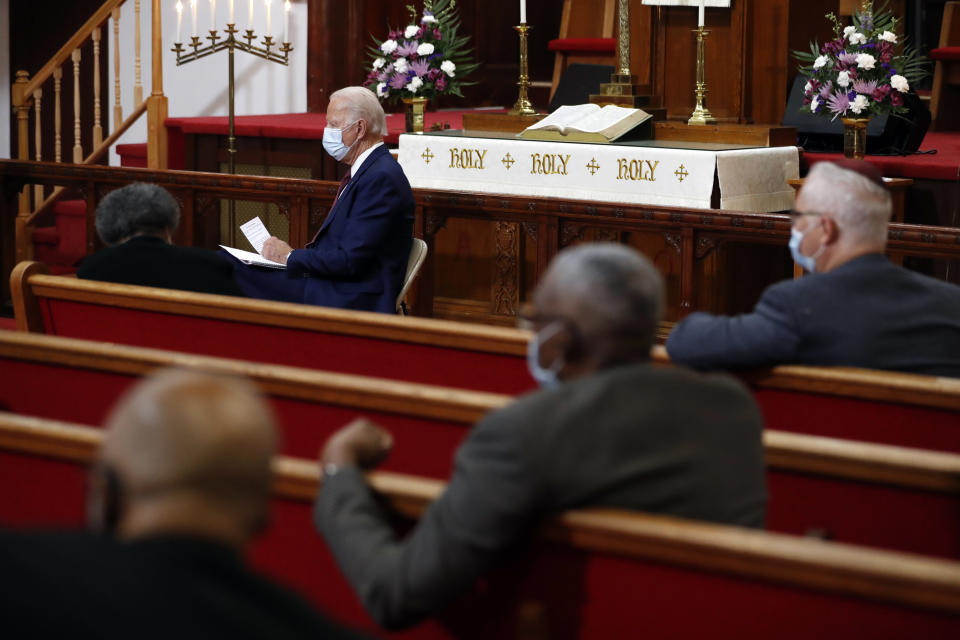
[398,133,799,213]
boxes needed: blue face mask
[526,322,566,387]
[789,225,824,273]
[322,121,358,161]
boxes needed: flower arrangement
[794,1,927,120]
[365,0,479,104]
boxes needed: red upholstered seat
[547,37,616,53]
[931,46,960,61]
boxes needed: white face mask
[788,223,825,273]
[526,322,566,387]
[322,120,359,161]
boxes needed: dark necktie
[309,171,352,245]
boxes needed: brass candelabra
[509,24,538,116]
[173,25,292,176]
[687,27,716,126]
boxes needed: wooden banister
[2,410,960,615]
[20,0,126,100]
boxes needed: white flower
[421,13,437,24]
[856,53,876,70]
[849,94,870,114]
[804,81,812,93]
[372,57,386,70]
[380,39,398,55]
[813,55,829,70]
[848,32,867,45]
[404,25,420,39]
[393,57,409,73]
[879,30,897,43]
[376,82,388,97]
[843,26,857,38]
[440,59,456,77]
[836,70,851,88]
[890,74,910,92]
[810,95,820,112]
[406,76,424,93]
[417,43,435,56]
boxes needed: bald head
[533,243,664,373]
[329,86,387,139]
[93,369,278,548]
[798,162,892,247]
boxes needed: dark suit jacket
[315,363,766,629]
[666,253,960,377]
[286,145,414,313]
[77,235,245,297]
[0,530,368,640]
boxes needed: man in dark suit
[77,182,245,296]
[237,86,414,313]
[666,160,960,377]
[314,244,767,630]
[0,369,367,640]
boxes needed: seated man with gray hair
[77,182,245,297]
[314,243,767,629]
[232,86,414,313]
[666,160,960,377]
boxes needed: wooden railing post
[11,70,34,263]
[72,49,83,163]
[92,28,103,147]
[146,0,168,169]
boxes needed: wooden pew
[1,412,959,639]
[12,264,960,453]
[0,329,958,558]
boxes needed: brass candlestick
[173,24,292,237]
[687,27,716,126]
[509,24,537,116]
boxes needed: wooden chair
[1,331,959,558]
[930,2,960,131]
[1,412,960,638]
[548,0,618,101]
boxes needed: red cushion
[930,46,960,61]
[548,37,616,53]
[52,200,87,217]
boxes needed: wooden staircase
[8,0,168,283]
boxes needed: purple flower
[847,90,857,100]
[389,30,400,40]
[819,81,834,98]
[434,28,442,40]
[852,79,877,94]
[872,84,891,101]
[827,90,850,117]
[410,59,430,77]
[436,76,448,91]
[891,91,903,106]
[838,51,857,65]
[427,68,441,80]
[389,74,407,90]
[397,40,418,57]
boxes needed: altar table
[399,131,800,213]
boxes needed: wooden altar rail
[2,159,960,313]
[2,411,960,639]
[1,327,960,557]
[10,0,168,264]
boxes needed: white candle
[210,0,216,29]
[265,0,272,37]
[229,0,234,24]
[191,0,197,37]
[698,0,705,27]
[248,0,254,30]
[176,1,183,42]
[283,0,290,42]
[520,0,526,24]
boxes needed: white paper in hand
[219,245,286,270]
[240,216,271,254]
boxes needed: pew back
[1,329,959,558]
[1,412,959,639]
[13,264,960,453]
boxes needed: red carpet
[805,132,960,181]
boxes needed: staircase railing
[10,0,168,264]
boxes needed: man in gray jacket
[315,243,767,629]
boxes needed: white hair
[538,243,664,356]
[799,162,892,246]
[330,86,387,138]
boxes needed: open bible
[219,216,286,269]
[519,104,655,143]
